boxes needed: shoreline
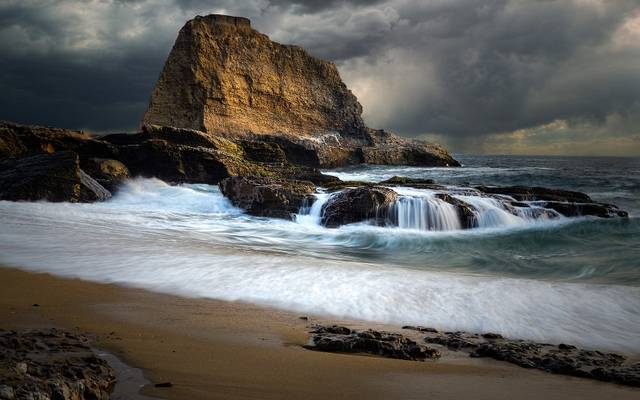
[1,265,638,399]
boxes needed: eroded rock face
[0,151,111,202]
[142,15,367,141]
[307,325,441,361]
[141,14,459,168]
[0,329,116,400]
[219,176,316,219]
[321,186,398,228]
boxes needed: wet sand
[1,265,638,399]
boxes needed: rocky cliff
[142,15,367,141]
[142,14,459,167]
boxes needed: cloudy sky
[1,0,639,155]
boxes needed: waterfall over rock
[390,195,462,231]
[298,186,565,231]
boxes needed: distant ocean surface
[1,155,639,353]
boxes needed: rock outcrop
[538,201,628,218]
[219,176,316,219]
[0,120,116,161]
[102,125,335,185]
[141,14,460,168]
[399,326,640,387]
[476,185,593,203]
[476,185,628,218]
[307,325,441,361]
[82,158,130,191]
[142,15,367,141]
[0,151,111,202]
[0,329,116,399]
[0,121,337,193]
[321,186,398,228]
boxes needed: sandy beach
[1,265,638,399]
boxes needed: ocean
[1,155,639,353]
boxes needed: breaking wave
[1,175,639,353]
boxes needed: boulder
[321,186,398,228]
[81,158,130,191]
[0,152,111,202]
[307,325,441,361]
[219,176,316,219]
[140,14,459,168]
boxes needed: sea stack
[142,14,460,168]
[142,15,367,140]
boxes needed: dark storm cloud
[0,0,638,155]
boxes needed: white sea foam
[1,178,639,353]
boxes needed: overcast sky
[1,0,639,155]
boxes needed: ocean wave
[1,175,639,353]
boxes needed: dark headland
[0,14,637,400]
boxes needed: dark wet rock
[475,185,628,219]
[476,185,593,203]
[419,329,638,387]
[0,121,117,161]
[114,137,234,184]
[219,176,316,219]
[402,326,439,333]
[506,203,561,220]
[0,151,111,202]
[379,176,436,186]
[1,121,336,190]
[81,158,130,192]
[107,125,335,186]
[322,180,373,192]
[307,325,440,361]
[591,363,640,387]
[0,329,116,399]
[321,186,398,228]
[482,333,504,340]
[541,201,628,218]
[425,331,481,351]
[0,122,127,195]
[434,193,478,229]
[312,325,353,335]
